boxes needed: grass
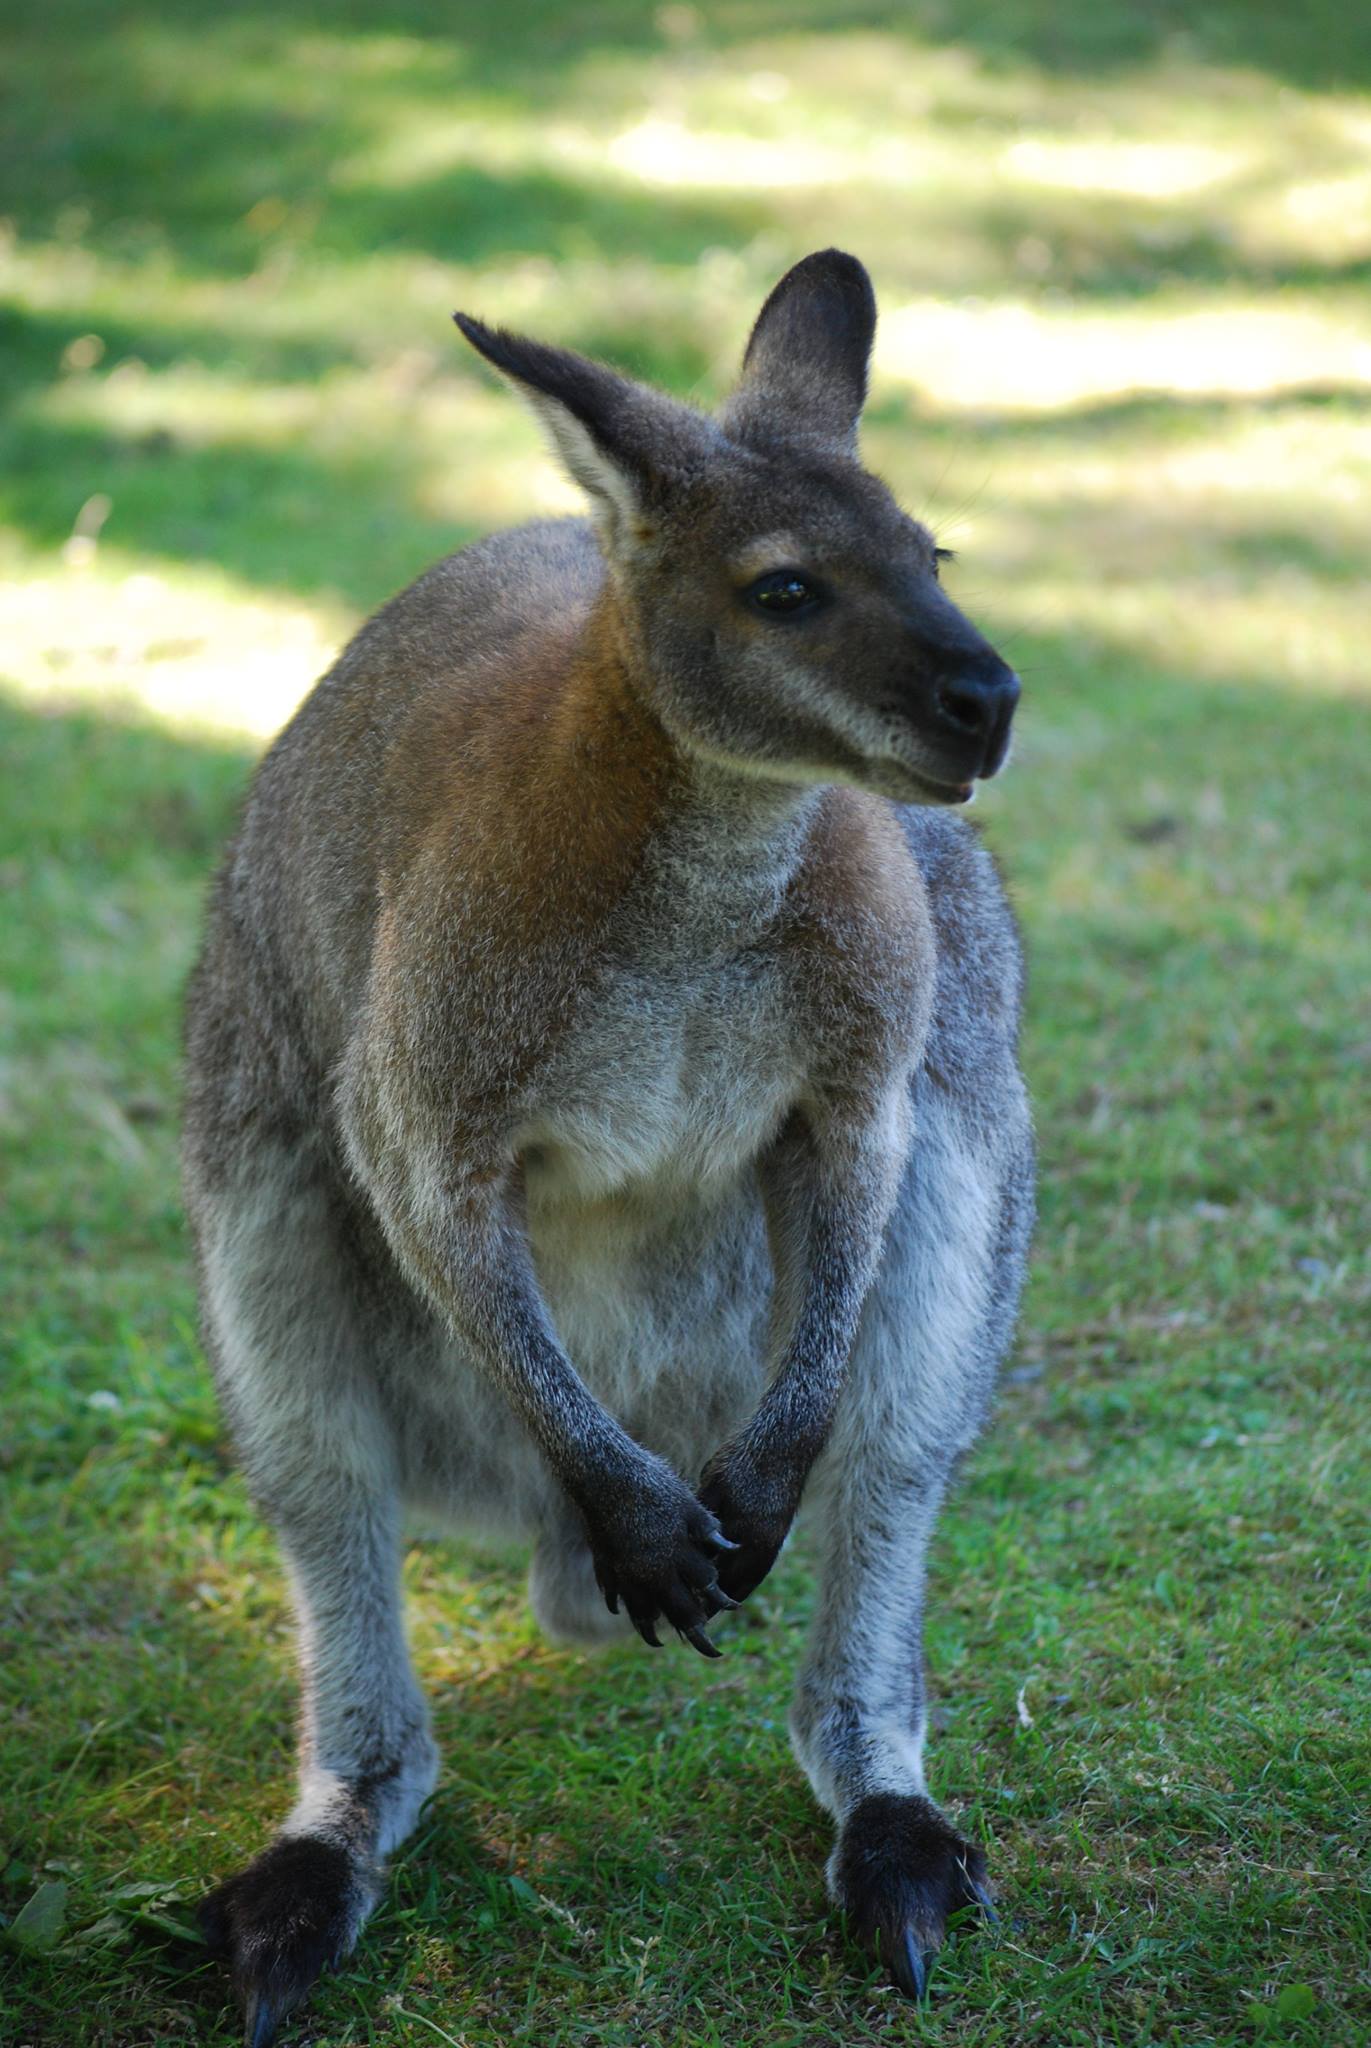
[1,2,1369,2043]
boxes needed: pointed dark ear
[722,249,877,456]
[454,313,719,547]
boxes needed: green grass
[1,3,1369,2044]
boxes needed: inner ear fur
[454,312,719,543]
[722,248,877,456]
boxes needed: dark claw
[591,1557,620,1614]
[704,1582,740,1612]
[705,1530,740,1551]
[680,1623,721,1659]
[631,1614,662,1648]
[245,1996,280,2048]
[890,1925,928,2001]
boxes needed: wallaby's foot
[829,1793,995,2000]
[201,1836,375,2047]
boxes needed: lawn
[1,3,1368,2044]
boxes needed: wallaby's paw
[697,1458,794,1603]
[584,1463,739,1656]
[201,1836,372,2047]
[829,1793,994,2001]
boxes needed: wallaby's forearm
[701,1090,913,1596]
[390,1178,627,1487]
[343,1089,734,1649]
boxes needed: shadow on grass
[0,295,487,614]
[2,0,764,292]
[5,0,1371,300]
[0,681,255,865]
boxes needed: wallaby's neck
[548,583,820,904]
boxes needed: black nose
[934,661,1020,774]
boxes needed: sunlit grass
[0,550,347,739]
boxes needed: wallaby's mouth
[910,771,976,806]
[887,763,977,806]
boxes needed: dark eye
[932,546,956,581]
[746,569,823,617]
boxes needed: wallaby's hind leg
[192,1147,438,2047]
[792,1080,1032,1998]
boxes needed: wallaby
[183,249,1034,2045]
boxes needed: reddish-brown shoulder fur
[783,789,936,1095]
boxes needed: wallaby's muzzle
[889,594,1021,798]
[931,655,1020,781]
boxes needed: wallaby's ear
[722,249,877,456]
[454,313,719,547]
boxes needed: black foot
[200,1836,366,2047]
[831,1793,995,2001]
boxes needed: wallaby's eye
[932,546,956,581]
[746,569,824,618]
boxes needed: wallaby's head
[455,250,1018,806]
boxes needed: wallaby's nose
[934,661,1020,776]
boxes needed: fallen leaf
[3,1880,67,1953]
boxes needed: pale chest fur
[520,940,801,1206]
[460,784,931,1222]
[515,795,825,1209]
